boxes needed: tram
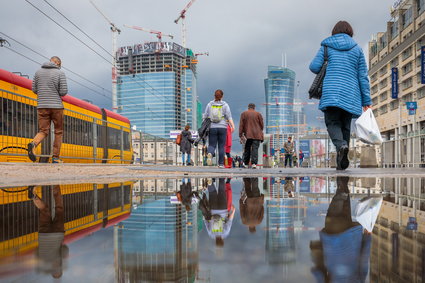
[0,69,132,163]
[0,182,132,259]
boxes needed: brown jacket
[239,109,264,141]
[239,196,264,227]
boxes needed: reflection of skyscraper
[116,194,198,281]
[265,180,296,264]
[264,66,296,134]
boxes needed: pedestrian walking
[299,149,305,167]
[203,89,235,168]
[239,103,264,169]
[309,21,371,170]
[283,136,294,168]
[180,124,194,166]
[27,56,68,163]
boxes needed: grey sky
[1,0,391,152]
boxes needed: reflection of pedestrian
[28,56,68,163]
[239,178,264,233]
[309,21,371,170]
[239,103,264,169]
[180,125,194,166]
[284,137,294,168]
[201,178,235,246]
[29,185,68,278]
[310,177,371,282]
[177,179,197,211]
[284,177,294,198]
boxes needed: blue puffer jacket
[309,33,371,117]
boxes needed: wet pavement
[1,176,424,282]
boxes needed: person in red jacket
[239,103,264,169]
[224,123,233,167]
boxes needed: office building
[368,0,425,166]
[116,42,198,138]
[264,66,296,135]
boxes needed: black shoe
[340,146,349,170]
[27,186,35,200]
[27,142,36,162]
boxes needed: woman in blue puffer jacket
[310,21,372,170]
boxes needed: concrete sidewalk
[1,163,424,187]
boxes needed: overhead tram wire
[24,0,111,65]
[41,0,112,58]
[3,46,111,100]
[0,32,111,95]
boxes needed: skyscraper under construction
[116,42,198,138]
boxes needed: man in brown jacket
[239,103,264,169]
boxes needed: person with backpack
[309,21,371,170]
[203,89,235,168]
[179,124,194,166]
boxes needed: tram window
[0,97,36,138]
[123,131,131,150]
[63,116,94,146]
[108,127,121,150]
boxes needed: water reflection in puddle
[0,177,423,282]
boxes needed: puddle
[0,177,423,282]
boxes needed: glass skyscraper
[116,42,198,138]
[264,66,296,134]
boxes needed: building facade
[368,0,425,166]
[264,66,296,135]
[116,42,198,138]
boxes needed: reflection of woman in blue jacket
[309,21,371,171]
[310,177,371,282]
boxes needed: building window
[372,97,379,106]
[379,65,388,76]
[390,57,399,68]
[380,91,388,102]
[379,104,388,115]
[370,72,378,82]
[373,109,379,117]
[150,144,154,149]
[379,78,388,89]
[390,100,399,110]
[418,0,425,14]
[402,78,413,90]
[391,21,399,39]
[371,85,379,95]
[402,62,413,75]
[402,8,413,28]
[402,46,412,61]
[418,87,425,99]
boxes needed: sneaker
[27,186,35,200]
[207,178,213,185]
[207,153,213,166]
[252,164,257,169]
[218,165,225,169]
[52,157,64,163]
[27,142,36,162]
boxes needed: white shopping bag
[354,108,383,145]
[352,197,383,232]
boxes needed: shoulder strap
[324,46,328,61]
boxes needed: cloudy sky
[1,0,392,148]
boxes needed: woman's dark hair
[184,124,190,131]
[332,21,354,37]
[214,89,224,101]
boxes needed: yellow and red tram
[0,69,132,163]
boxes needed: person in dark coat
[176,179,198,211]
[239,103,264,169]
[180,124,194,166]
[309,21,371,170]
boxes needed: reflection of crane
[89,0,120,112]
[174,0,197,47]
[123,25,173,43]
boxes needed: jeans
[324,107,353,151]
[182,153,191,165]
[208,178,227,210]
[243,139,260,165]
[285,154,292,167]
[33,108,64,158]
[208,127,227,166]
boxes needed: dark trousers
[243,139,260,165]
[285,154,292,167]
[208,178,227,210]
[243,178,260,197]
[208,128,227,166]
[324,107,352,151]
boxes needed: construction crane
[174,0,197,47]
[123,25,174,43]
[89,0,120,112]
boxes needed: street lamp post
[295,80,300,166]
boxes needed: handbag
[308,46,328,100]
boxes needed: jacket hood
[210,100,226,106]
[42,62,60,69]
[321,33,357,51]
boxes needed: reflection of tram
[0,182,132,259]
[0,69,132,163]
